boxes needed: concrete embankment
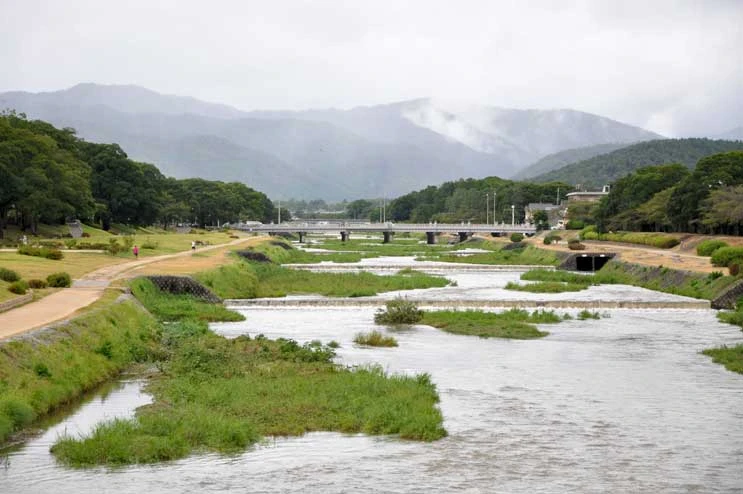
[226,298,710,310]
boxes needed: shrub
[34,362,52,378]
[565,219,585,230]
[374,298,424,325]
[543,237,552,245]
[8,280,29,294]
[46,272,72,288]
[44,248,64,260]
[711,247,743,267]
[568,242,586,250]
[510,233,524,243]
[28,279,48,289]
[708,271,724,281]
[16,246,64,260]
[107,238,122,255]
[0,267,20,282]
[730,263,740,277]
[64,239,78,249]
[697,239,728,257]
[582,231,599,240]
[353,330,398,347]
[141,238,158,249]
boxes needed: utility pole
[556,187,560,205]
[278,201,281,225]
[486,193,489,225]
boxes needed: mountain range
[0,83,664,199]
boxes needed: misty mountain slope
[529,138,743,187]
[714,126,743,141]
[0,83,664,199]
[513,142,631,180]
[0,83,246,119]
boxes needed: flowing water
[2,268,743,493]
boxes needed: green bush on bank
[711,247,743,268]
[374,298,424,324]
[0,268,21,282]
[46,272,72,288]
[697,239,729,257]
[702,345,743,374]
[0,301,161,444]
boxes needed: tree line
[593,151,743,235]
[386,177,571,224]
[0,112,274,237]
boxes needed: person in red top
[133,245,139,258]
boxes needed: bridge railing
[236,222,536,233]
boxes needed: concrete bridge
[235,222,537,244]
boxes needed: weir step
[226,299,710,310]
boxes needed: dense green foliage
[421,308,561,339]
[696,239,729,256]
[0,267,20,282]
[531,138,743,187]
[0,112,274,237]
[387,176,570,224]
[0,301,161,444]
[374,298,425,324]
[595,164,690,232]
[710,247,743,268]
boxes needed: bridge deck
[237,222,537,234]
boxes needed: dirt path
[0,236,263,340]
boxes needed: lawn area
[0,251,129,280]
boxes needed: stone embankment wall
[0,293,33,313]
[145,276,221,303]
[711,280,743,310]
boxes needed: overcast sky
[1,0,741,137]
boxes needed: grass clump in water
[702,345,743,374]
[354,330,399,347]
[421,308,560,339]
[422,245,558,266]
[577,310,604,320]
[374,297,424,324]
[505,281,589,293]
[51,325,445,466]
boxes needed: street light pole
[511,204,515,226]
[493,191,496,225]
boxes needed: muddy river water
[2,265,742,493]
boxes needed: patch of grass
[421,308,559,339]
[354,330,399,347]
[505,281,589,293]
[718,309,743,329]
[130,278,244,322]
[51,330,445,466]
[248,262,448,298]
[194,262,259,299]
[702,345,743,374]
[374,298,424,324]
[422,245,558,266]
[577,310,604,320]
[0,301,162,444]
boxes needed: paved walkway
[0,237,255,340]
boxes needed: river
[2,267,742,493]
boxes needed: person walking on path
[132,245,139,258]
[191,240,196,251]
